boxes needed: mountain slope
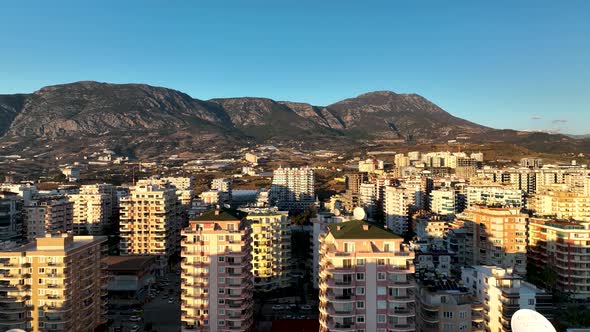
[0,81,587,161]
[0,94,27,137]
[324,91,487,141]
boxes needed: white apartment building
[429,189,456,215]
[462,266,552,332]
[465,185,524,208]
[270,167,315,210]
[384,186,415,235]
[68,184,115,235]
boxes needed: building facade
[269,167,315,210]
[180,209,254,332]
[319,220,416,332]
[0,233,107,332]
[25,196,73,242]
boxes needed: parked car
[272,304,285,311]
[300,305,312,310]
[129,315,142,322]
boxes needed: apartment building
[25,196,73,242]
[458,206,527,274]
[0,233,107,332]
[465,185,524,209]
[413,213,454,250]
[318,220,416,332]
[180,209,253,332]
[68,184,114,235]
[416,278,484,332]
[359,183,378,218]
[311,212,349,289]
[246,209,291,292]
[0,192,24,248]
[528,218,590,300]
[384,186,415,235]
[528,190,590,221]
[119,182,181,274]
[429,189,457,215]
[269,167,315,210]
[462,266,552,332]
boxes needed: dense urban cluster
[0,149,589,332]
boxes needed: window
[218,288,225,294]
[377,287,386,295]
[219,320,225,326]
[459,311,467,319]
[356,258,365,266]
[356,273,365,281]
[377,300,386,309]
[377,259,385,266]
[218,267,225,273]
[443,311,453,318]
[218,277,225,284]
[344,242,355,252]
[377,315,386,323]
[219,309,225,315]
[356,315,365,323]
[443,323,454,331]
[356,287,365,295]
[218,299,225,304]
[377,272,386,280]
[218,256,225,262]
[356,301,365,309]
[528,299,535,305]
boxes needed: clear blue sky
[1,1,589,134]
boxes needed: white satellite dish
[353,207,366,220]
[334,208,341,216]
[223,203,231,209]
[511,309,556,332]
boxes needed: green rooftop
[192,208,247,221]
[328,220,402,239]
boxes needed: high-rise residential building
[311,212,349,289]
[211,178,232,197]
[413,213,454,250]
[270,167,315,210]
[318,220,416,332]
[0,191,24,248]
[458,206,528,274]
[461,266,552,332]
[429,189,457,215]
[24,196,73,242]
[416,277,484,332]
[0,233,107,332]
[384,186,415,235]
[394,154,410,168]
[68,184,114,235]
[465,185,524,209]
[180,209,253,332]
[119,182,181,274]
[359,183,378,218]
[162,177,195,206]
[408,151,421,161]
[528,217,590,300]
[528,190,590,221]
[344,173,367,195]
[520,158,543,169]
[245,209,291,292]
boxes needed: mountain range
[0,81,588,160]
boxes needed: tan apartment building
[529,190,590,221]
[119,182,181,275]
[245,209,291,292]
[180,209,253,332]
[528,217,590,300]
[319,220,416,332]
[25,196,73,242]
[416,278,484,332]
[458,206,527,274]
[68,184,114,235]
[0,233,107,332]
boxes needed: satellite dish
[511,309,556,332]
[334,209,341,216]
[223,203,231,209]
[353,207,366,220]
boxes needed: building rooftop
[103,255,156,272]
[328,220,402,240]
[192,208,247,221]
